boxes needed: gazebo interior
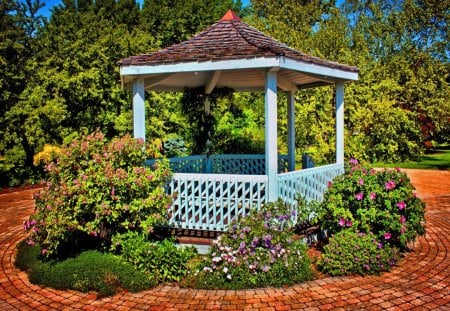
[119,10,359,231]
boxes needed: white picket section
[148,155,343,231]
[167,173,268,231]
[277,163,344,207]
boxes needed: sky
[40,0,251,18]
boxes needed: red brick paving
[0,170,449,310]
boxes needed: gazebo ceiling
[119,10,359,92]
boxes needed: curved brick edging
[1,172,449,310]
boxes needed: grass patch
[373,147,450,170]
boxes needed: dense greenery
[1,0,449,186]
[24,132,172,259]
[111,232,197,283]
[182,201,313,289]
[15,241,155,297]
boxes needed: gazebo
[119,10,358,231]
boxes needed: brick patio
[1,169,449,310]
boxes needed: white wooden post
[265,70,278,202]
[287,91,296,172]
[335,82,344,164]
[132,78,146,142]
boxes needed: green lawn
[373,147,450,170]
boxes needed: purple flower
[355,192,364,201]
[385,181,396,190]
[262,265,270,273]
[377,242,383,249]
[370,192,376,200]
[358,178,364,185]
[397,201,406,210]
[350,158,359,165]
[384,232,391,240]
[262,235,272,247]
[239,241,246,253]
[338,218,346,227]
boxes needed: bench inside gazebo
[119,10,359,232]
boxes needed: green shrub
[15,240,42,271]
[23,131,172,259]
[318,230,400,276]
[15,242,154,296]
[317,159,426,249]
[28,250,155,297]
[182,201,313,289]
[112,232,197,283]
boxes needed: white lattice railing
[277,163,344,209]
[167,173,268,231]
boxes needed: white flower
[203,267,213,273]
[227,274,232,280]
[223,267,229,273]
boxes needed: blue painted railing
[146,154,288,175]
[147,155,343,231]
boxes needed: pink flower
[350,158,359,165]
[346,220,353,227]
[400,215,406,224]
[400,225,406,234]
[384,232,391,240]
[397,201,406,210]
[338,218,346,227]
[358,178,364,185]
[355,192,364,201]
[385,181,396,190]
[327,181,332,188]
[370,192,376,200]
[41,249,48,255]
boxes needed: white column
[132,78,146,142]
[335,82,344,164]
[287,91,296,172]
[265,70,278,202]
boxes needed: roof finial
[220,9,241,21]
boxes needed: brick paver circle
[1,169,449,310]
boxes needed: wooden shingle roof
[119,10,358,92]
[119,10,358,74]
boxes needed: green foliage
[182,201,313,289]
[24,132,172,258]
[347,99,423,162]
[14,240,42,271]
[181,87,234,154]
[29,251,154,297]
[317,159,426,250]
[318,230,400,276]
[374,146,450,170]
[112,232,197,283]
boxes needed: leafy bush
[317,159,426,249]
[24,131,172,258]
[15,242,154,296]
[183,201,313,289]
[318,230,400,276]
[111,232,197,283]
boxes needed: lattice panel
[277,163,344,218]
[210,154,289,175]
[147,156,207,173]
[167,173,268,231]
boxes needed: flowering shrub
[317,159,426,249]
[318,230,400,276]
[183,201,313,289]
[24,132,172,258]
